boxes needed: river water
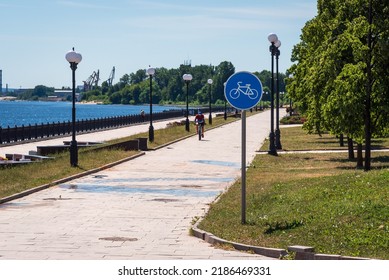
[0,101,181,128]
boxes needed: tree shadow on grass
[371,139,388,149]
[371,156,389,164]
[328,156,389,170]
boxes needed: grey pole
[241,110,246,224]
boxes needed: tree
[130,70,147,84]
[119,74,130,88]
[19,85,54,100]
[79,61,289,109]
[213,61,235,103]
[287,0,389,169]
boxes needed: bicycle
[229,82,259,100]
[195,120,205,140]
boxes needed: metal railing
[0,106,231,145]
[0,110,183,145]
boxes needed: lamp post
[289,97,293,116]
[207,78,213,124]
[223,82,227,120]
[65,47,82,167]
[147,66,155,142]
[287,74,293,116]
[183,74,193,131]
[274,39,282,150]
[268,33,278,155]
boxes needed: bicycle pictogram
[229,82,259,100]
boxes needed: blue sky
[0,0,317,89]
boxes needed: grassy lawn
[199,126,389,259]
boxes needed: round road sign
[224,71,263,110]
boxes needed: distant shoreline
[0,100,183,128]
[0,96,17,101]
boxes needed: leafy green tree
[287,0,389,169]
[213,61,235,103]
[254,70,286,102]
[119,74,130,89]
[19,85,54,100]
[79,61,289,109]
[130,70,147,84]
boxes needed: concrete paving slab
[0,111,277,260]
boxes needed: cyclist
[194,109,205,137]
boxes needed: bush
[280,115,306,125]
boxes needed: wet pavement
[0,111,277,260]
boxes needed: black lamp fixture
[146,66,155,142]
[223,82,227,120]
[183,74,193,132]
[65,47,82,167]
[267,33,279,156]
[274,38,282,150]
[207,78,213,125]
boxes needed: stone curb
[286,245,371,260]
[191,221,373,260]
[191,219,287,259]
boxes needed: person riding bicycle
[194,109,205,137]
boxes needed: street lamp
[268,33,278,155]
[274,39,282,150]
[207,78,213,125]
[65,47,82,167]
[262,91,268,110]
[223,82,227,120]
[146,66,155,142]
[183,74,193,131]
[287,74,293,116]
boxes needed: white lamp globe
[65,48,82,64]
[267,33,278,44]
[146,66,155,76]
[183,74,193,81]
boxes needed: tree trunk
[357,143,364,169]
[347,137,354,160]
[364,0,373,171]
[339,134,344,147]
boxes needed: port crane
[106,67,115,87]
[83,70,100,92]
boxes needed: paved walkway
[0,111,277,260]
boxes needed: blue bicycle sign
[224,71,263,110]
[229,82,259,100]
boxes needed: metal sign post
[241,110,247,223]
[224,71,262,224]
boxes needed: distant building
[53,90,81,101]
[46,95,63,102]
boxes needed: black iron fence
[0,106,230,145]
